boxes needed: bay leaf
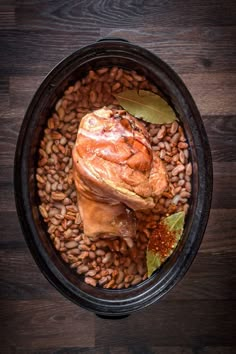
[146,250,162,278]
[162,211,185,234]
[146,211,185,277]
[115,90,176,124]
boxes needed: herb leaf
[162,211,185,234]
[147,250,162,278]
[115,90,176,124]
[146,211,185,277]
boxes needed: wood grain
[0,2,15,30]
[181,74,236,115]
[100,26,236,74]
[1,0,236,353]
[3,346,235,354]
[0,249,235,301]
[1,172,236,212]
[95,300,236,347]
[2,26,236,75]
[15,0,236,30]
[1,208,236,253]
[0,299,95,350]
[200,209,236,253]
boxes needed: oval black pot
[14,39,213,317]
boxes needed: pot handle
[97,37,129,43]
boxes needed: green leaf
[162,211,185,235]
[146,250,162,277]
[146,211,185,277]
[115,90,176,124]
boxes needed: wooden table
[1,1,236,353]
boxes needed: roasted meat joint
[72,107,168,242]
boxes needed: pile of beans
[36,67,192,289]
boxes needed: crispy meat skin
[72,107,168,239]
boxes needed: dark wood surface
[1,1,236,353]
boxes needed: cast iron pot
[14,39,213,317]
